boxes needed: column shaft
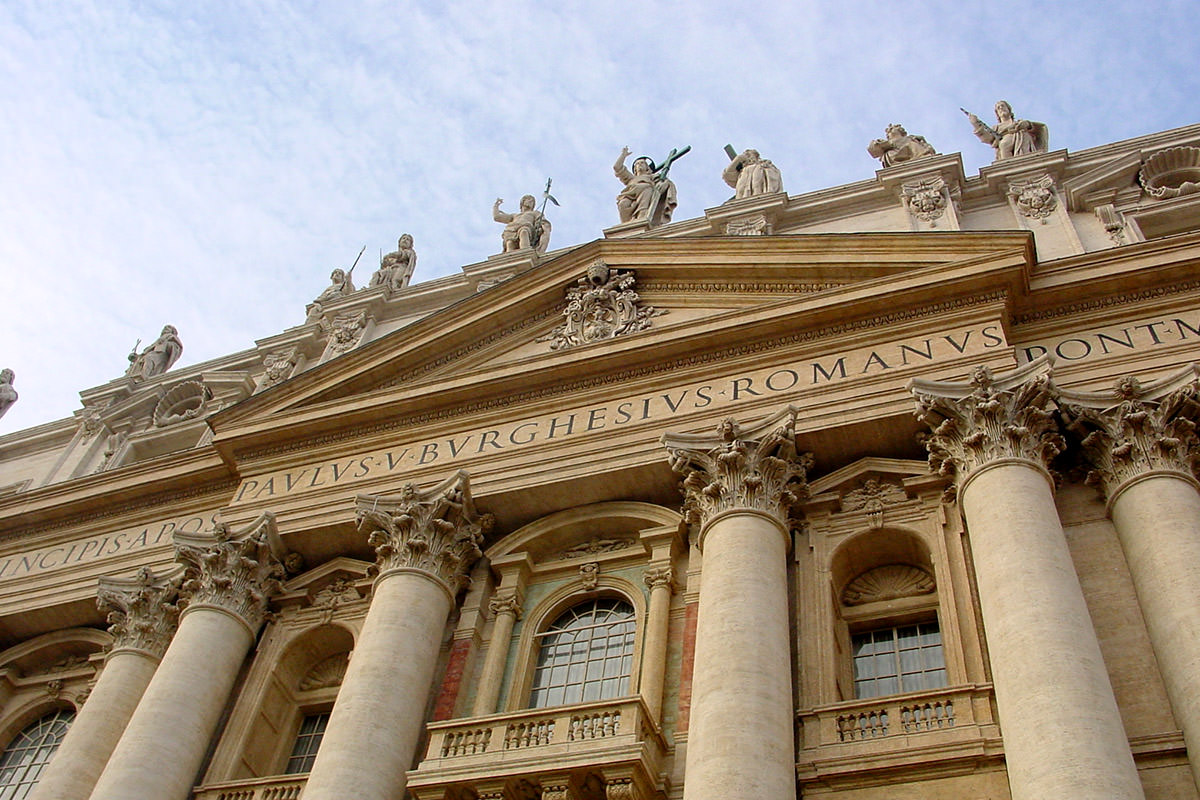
[1110,475,1200,790]
[639,576,672,722]
[30,650,158,800]
[87,609,253,800]
[961,462,1143,800]
[472,608,517,716]
[301,570,451,800]
[682,512,794,800]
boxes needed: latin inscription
[0,512,218,583]
[1015,312,1200,365]
[232,324,1005,504]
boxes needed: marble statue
[867,124,937,167]
[722,149,783,199]
[963,101,1048,161]
[0,370,15,420]
[614,145,689,226]
[314,268,355,305]
[126,326,183,381]
[370,234,417,291]
[492,195,551,253]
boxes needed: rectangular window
[852,622,946,699]
[284,712,330,774]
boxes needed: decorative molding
[355,471,491,594]
[1008,174,1058,222]
[900,177,954,226]
[1095,204,1128,245]
[637,280,844,293]
[97,566,182,659]
[323,310,368,357]
[309,576,360,624]
[237,292,1007,463]
[840,478,907,528]
[725,214,770,236]
[1013,279,1200,325]
[842,564,935,606]
[299,653,348,691]
[537,261,666,351]
[175,512,288,633]
[551,537,637,561]
[258,347,299,391]
[663,407,812,530]
[1060,366,1200,499]
[605,777,636,800]
[910,358,1063,491]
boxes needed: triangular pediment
[209,232,1033,456]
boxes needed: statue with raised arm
[0,370,16,420]
[614,145,689,226]
[492,195,551,253]
[126,325,183,381]
[370,234,417,291]
[963,101,1048,161]
[867,124,937,167]
[722,148,783,199]
[314,268,355,305]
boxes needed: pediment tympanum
[209,233,1033,460]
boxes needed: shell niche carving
[299,653,349,691]
[842,564,935,606]
[153,380,212,427]
[1139,146,1200,199]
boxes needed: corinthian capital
[356,471,492,595]
[174,512,288,634]
[909,356,1064,488]
[662,407,812,529]
[1060,365,1200,498]
[488,591,523,619]
[97,565,183,659]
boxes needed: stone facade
[0,122,1199,800]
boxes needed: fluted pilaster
[1062,365,1200,791]
[302,471,490,800]
[910,358,1144,800]
[664,407,808,800]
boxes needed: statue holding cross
[613,145,690,227]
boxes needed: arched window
[0,709,74,799]
[530,598,636,708]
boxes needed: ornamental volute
[97,565,184,659]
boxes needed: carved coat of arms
[539,260,665,351]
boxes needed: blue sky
[1,0,1196,433]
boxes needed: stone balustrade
[409,696,666,800]
[191,774,307,800]
[797,684,1000,775]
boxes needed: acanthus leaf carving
[537,260,665,351]
[910,358,1064,492]
[174,512,288,633]
[488,591,523,619]
[663,407,812,530]
[322,309,368,357]
[900,177,953,226]
[643,564,674,592]
[1008,173,1058,222]
[258,347,299,391]
[97,565,184,659]
[1060,366,1200,499]
[355,471,491,594]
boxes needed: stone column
[30,567,181,800]
[911,360,1144,800]
[302,471,490,800]
[639,564,674,723]
[1062,367,1200,791]
[663,407,809,800]
[473,554,533,716]
[88,514,287,800]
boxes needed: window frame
[528,597,638,709]
[0,707,74,800]
[850,619,948,700]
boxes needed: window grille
[0,709,74,799]
[852,622,946,699]
[284,711,330,774]
[530,598,635,708]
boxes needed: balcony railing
[192,774,307,800]
[409,696,667,800]
[796,684,1000,782]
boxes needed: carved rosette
[537,260,666,351]
[662,407,812,532]
[1007,174,1058,222]
[1060,366,1200,499]
[643,564,674,592]
[97,566,183,659]
[355,471,492,595]
[174,513,288,633]
[488,591,523,620]
[909,358,1064,491]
